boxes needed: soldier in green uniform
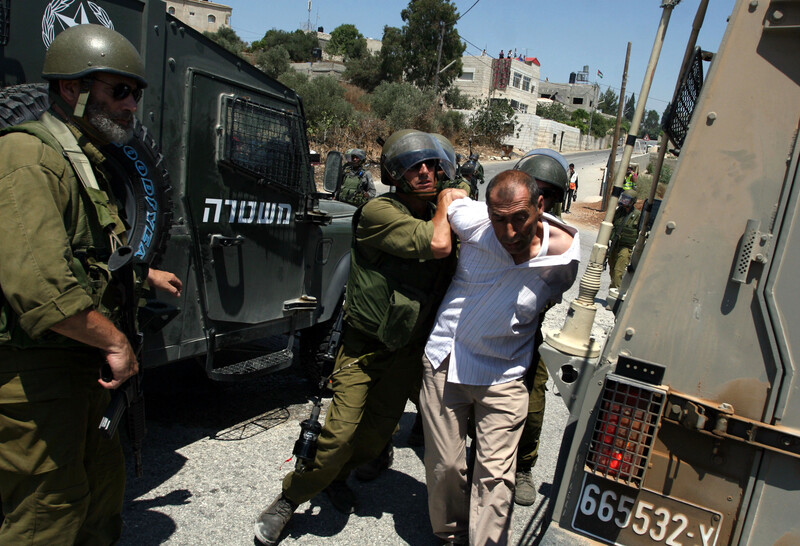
[0,25,181,544]
[338,148,375,206]
[608,190,641,288]
[254,130,467,545]
[511,149,571,506]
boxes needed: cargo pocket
[376,289,420,351]
[0,369,80,475]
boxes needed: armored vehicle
[0,0,354,380]
[540,0,800,544]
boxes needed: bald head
[486,170,540,208]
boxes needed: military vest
[344,195,453,351]
[0,120,131,349]
[613,208,641,248]
[339,167,369,206]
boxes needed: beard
[85,100,134,145]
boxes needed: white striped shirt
[424,200,581,385]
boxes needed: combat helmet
[42,24,147,117]
[619,189,638,207]
[513,148,569,202]
[348,148,366,162]
[380,130,455,196]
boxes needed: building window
[168,6,175,14]
[512,72,522,89]
[189,11,195,16]
[510,100,528,114]
[458,71,474,81]
[553,134,557,144]
[208,14,216,24]
[572,97,584,105]
[522,76,531,92]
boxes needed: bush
[469,98,516,147]
[369,82,438,132]
[433,110,465,137]
[253,45,290,79]
[278,73,356,144]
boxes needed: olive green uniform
[0,118,129,544]
[282,194,453,504]
[608,206,641,288]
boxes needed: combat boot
[354,441,394,481]
[324,479,358,514]
[514,469,537,506]
[254,493,298,545]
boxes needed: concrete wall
[165,0,231,34]
[538,81,600,113]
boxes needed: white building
[454,54,541,114]
[165,0,231,34]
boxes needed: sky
[219,0,737,115]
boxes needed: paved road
[119,154,616,545]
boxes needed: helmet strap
[73,79,92,118]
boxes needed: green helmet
[42,24,147,88]
[513,149,569,202]
[619,190,638,206]
[380,130,456,187]
[430,133,456,168]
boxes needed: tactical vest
[339,167,369,206]
[344,195,453,351]
[613,208,641,249]
[623,173,636,191]
[0,119,132,349]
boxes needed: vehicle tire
[299,299,344,387]
[0,83,172,266]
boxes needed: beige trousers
[420,355,529,546]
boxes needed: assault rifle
[98,246,146,477]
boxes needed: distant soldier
[608,190,641,288]
[623,165,638,191]
[338,148,375,206]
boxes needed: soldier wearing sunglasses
[0,24,181,543]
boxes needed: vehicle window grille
[0,0,10,46]
[663,47,704,149]
[585,375,665,488]
[223,97,308,193]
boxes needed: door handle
[209,234,245,248]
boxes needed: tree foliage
[344,25,405,92]
[203,27,247,57]
[277,72,356,142]
[253,45,290,79]
[251,29,318,63]
[343,52,384,92]
[639,109,662,139]
[369,82,437,132]
[399,0,465,91]
[624,93,636,122]
[598,88,619,115]
[536,102,570,124]
[326,24,368,60]
[469,98,516,147]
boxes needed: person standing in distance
[608,189,641,289]
[564,162,578,213]
[0,24,181,543]
[338,148,376,206]
[254,130,467,545]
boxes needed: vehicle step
[206,347,294,382]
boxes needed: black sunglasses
[94,78,143,102]
[410,159,437,170]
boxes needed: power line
[457,0,482,21]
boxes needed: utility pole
[433,20,445,91]
[586,82,598,150]
[603,41,631,211]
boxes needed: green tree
[253,45,290,79]
[344,52,383,92]
[277,72,355,141]
[369,81,437,132]
[624,93,636,122]
[379,26,405,84]
[203,27,247,57]
[251,29,319,62]
[443,85,473,109]
[399,0,465,91]
[598,88,619,115]
[536,101,570,124]
[470,98,516,147]
[639,109,662,139]
[326,24,368,60]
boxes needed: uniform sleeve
[356,197,435,260]
[0,133,93,338]
[363,171,376,198]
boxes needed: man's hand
[431,188,469,258]
[99,337,139,389]
[147,268,182,297]
[437,187,469,208]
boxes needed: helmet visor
[384,133,456,181]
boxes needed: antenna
[306,1,312,32]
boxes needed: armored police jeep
[0,0,354,380]
[539,0,800,544]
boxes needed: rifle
[98,246,146,477]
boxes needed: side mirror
[323,151,343,194]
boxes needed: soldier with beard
[255,130,467,545]
[0,24,181,543]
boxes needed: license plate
[572,474,722,546]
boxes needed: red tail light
[586,375,665,487]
